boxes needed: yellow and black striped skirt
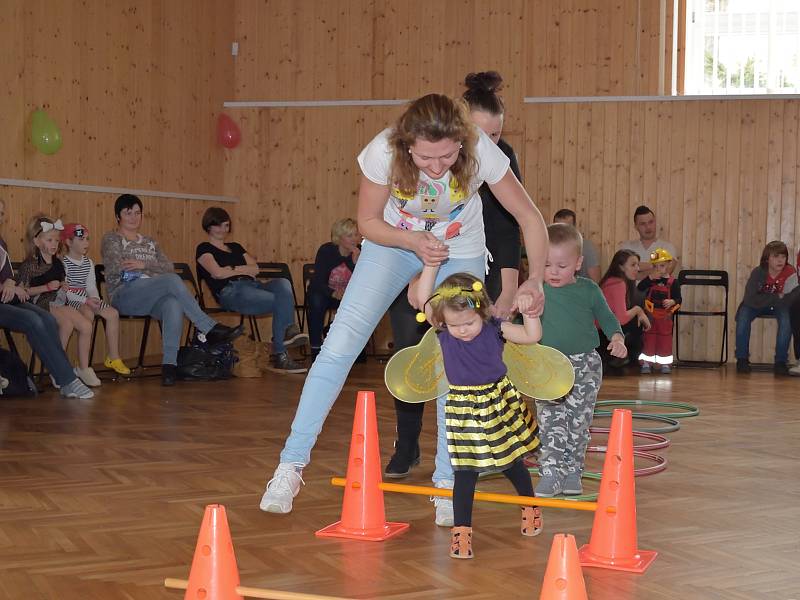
[445,375,540,472]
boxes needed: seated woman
[307,218,363,362]
[101,194,242,386]
[735,240,798,375]
[196,206,307,374]
[598,249,650,371]
[0,198,94,399]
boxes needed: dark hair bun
[464,71,503,93]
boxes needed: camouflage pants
[535,350,602,477]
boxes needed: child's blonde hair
[547,222,583,255]
[427,272,491,327]
[25,214,58,259]
[331,218,358,245]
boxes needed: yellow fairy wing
[384,328,449,403]
[503,342,575,400]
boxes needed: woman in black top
[307,218,362,360]
[384,71,525,484]
[196,207,308,373]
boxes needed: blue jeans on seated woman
[278,239,485,486]
[217,278,294,354]
[735,303,792,363]
[111,274,217,365]
[0,301,76,386]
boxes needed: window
[684,0,800,95]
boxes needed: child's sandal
[521,506,543,537]
[449,526,473,559]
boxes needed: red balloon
[217,113,241,148]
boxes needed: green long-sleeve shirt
[541,277,622,355]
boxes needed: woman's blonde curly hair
[388,94,479,196]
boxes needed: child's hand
[514,293,533,315]
[513,279,545,318]
[608,335,628,358]
[86,297,102,310]
[663,299,676,309]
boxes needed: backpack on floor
[176,339,237,381]
[0,348,37,397]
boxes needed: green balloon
[31,109,63,155]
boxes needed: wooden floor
[0,361,798,600]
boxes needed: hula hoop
[586,448,668,477]
[592,411,680,433]
[595,399,699,418]
[589,427,671,451]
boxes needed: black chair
[195,268,262,341]
[171,262,206,345]
[92,264,157,371]
[674,269,728,367]
[256,262,304,327]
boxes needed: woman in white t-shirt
[260,94,548,519]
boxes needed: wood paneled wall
[3,1,797,364]
[0,1,236,362]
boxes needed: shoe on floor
[104,357,131,376]
[640,362,651,374]
[736,359,751,373]
[204,323,244,346]
[521,506,543,536]
[535,471,563,498]
[562,470,583,495]
[269,351,308,374]
[259,462,305,513]
[75,366,102,387]
[660,364,672,374]
[60,378,94,399]
[449,526,473,559]
[789,363,800,377]
[282,324,309,349]
[384,443,420,479]
[432,480,454,527]
[161,364,177,387]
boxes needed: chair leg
[4,329,19,356]
[89,318,100,366]
[251,316,261,342]
[137,318,151,370]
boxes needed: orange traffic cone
[578,408,657,573]
[539,534,588,600]
[316,390,409,541]
[184,504,243,600]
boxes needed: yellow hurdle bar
[164,577,352,600]
[330,477,597,512]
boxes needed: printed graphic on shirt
[328,262,352,296]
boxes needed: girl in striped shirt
[61,223,130,376]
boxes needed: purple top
[437,317,507,386]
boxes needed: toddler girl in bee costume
[413,268,543,559]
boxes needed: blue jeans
[735,304,792,363]
[218,278,294,353]
[111,274,217,365]
[0,301,77,386]
[279,239,485,485]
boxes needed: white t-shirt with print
[357,128,510,259]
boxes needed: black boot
[384,400,424,479]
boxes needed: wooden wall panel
[524,99,800,363]
[233,0,667,102]
[0,0,236,364]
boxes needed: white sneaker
[431,480,454,527]
[60,378,94,399]
[789,363,800,377]
[259,462,305,513]
[75,367,102,387]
